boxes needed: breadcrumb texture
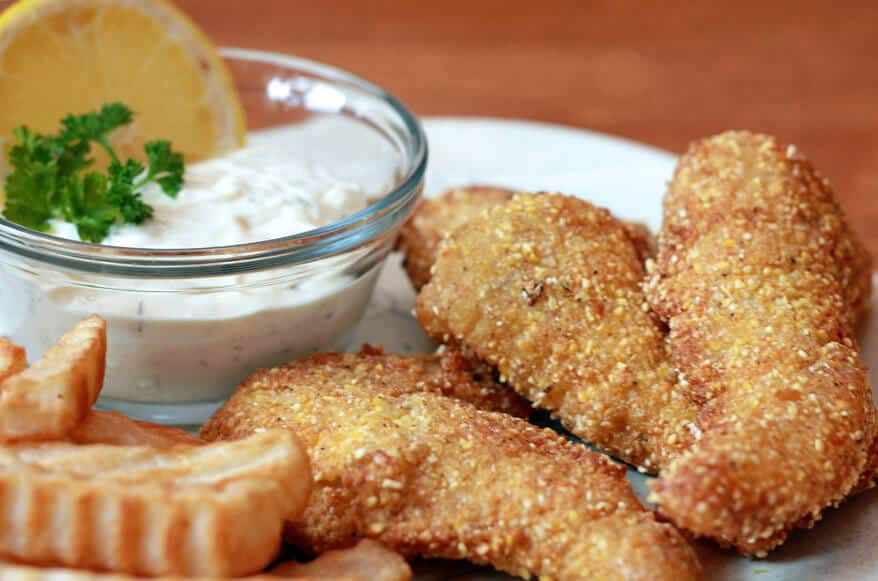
[646,131,876,556]
[275,346,532,418]
[396,186,656,292]
[415,193,696,471]
[200,352,702,581]
[396,186,517,291]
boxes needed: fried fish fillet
[70,347,529,449]
[397,186,656,291]
[0,316,106,442]
[396,186,517,291]
[201,354,702,581]
[645,131,876,555]
[416,193,697,471]
[349,345,531,418]
[0,431,311,577]
[67,410,203,447]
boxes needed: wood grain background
[5,0,877,255]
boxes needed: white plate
[349,117,878,580]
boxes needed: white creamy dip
[49,131,367,247]
[0,121,395,423]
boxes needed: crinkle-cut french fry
[0,561,319,580]
[0,430,311,577]
[0,340,26,384]
[0,558,398,580]
[0,316,106,442]
[66,411,202,447]
[271,539,411,581]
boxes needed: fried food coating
[621,220,658,264]
[416,193,697,471]
[397,186,656,291]
[396,186,516,290]
[352,345,532,418]
[200,354,702,581]
[646,131,876,556]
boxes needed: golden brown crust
[646,131,876,555]
[270,539,411,581]
[0,316,106,443]
[282,346,532,419]
[853,440,878,493]
[0,339,26,384]
[396,186,516,290]
[0,561,354,580]
[396,186,657,291]
[621,220,657,263]
[201,357,702,581]
[67,411,203,447]
[415,193,697,471]
[0,431,310,577]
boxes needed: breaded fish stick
[646,131,876,555]
[397,186,656,291]
[396,186,516,291]
[352,345,532,418]
[201,353,701,581]
[416,193,696,471]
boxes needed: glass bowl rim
[0,47,427,277]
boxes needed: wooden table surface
[6,0,877,255]
[174,0,878,256]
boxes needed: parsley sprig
[2,103,184,243]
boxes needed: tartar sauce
[49,132,367,247]
[0,122,389,423]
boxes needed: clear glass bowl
[0,48,427,424]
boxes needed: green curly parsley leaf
[143,140,184,198]
[2,102,184,243]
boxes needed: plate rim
[421,115,679,163]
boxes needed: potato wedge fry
[0,430,311,578]
[0,561,366,580]
[6,430,310,519]
[0,565,193,581]
[0,316,106,442]
[271,540,411,581]
[67,411,202,447]
[0,340,26,384]
[0,562,328,580]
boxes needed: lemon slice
[0,0,246,175]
